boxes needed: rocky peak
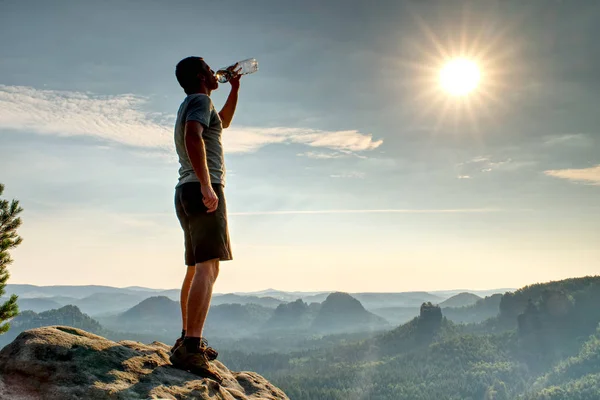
[0,326,289,400]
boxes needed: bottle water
[215,58,258,83]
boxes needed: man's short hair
[175,56,205,94]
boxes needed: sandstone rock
[0,326,289,400]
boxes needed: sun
[439,59,481,96]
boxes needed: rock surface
[0,326,289,400]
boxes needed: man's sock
[180,329,186,339]
[184,336,201,353]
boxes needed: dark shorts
[175,182,232,266]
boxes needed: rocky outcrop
[0,326,289,400]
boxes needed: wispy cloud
[229,208,501,216]
[224,127,381,153]
[544,165,600,185]
[39,208,503,219]
[457,156,536,177]
[296,151,363,159]
[487,159,537,172]
[544,133,594,147]
[469,156,490,163]
[0,85,382,154]
[0,85,172,149]
[130,149,178,163]
[330,172,366,179]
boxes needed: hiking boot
[169,345,223,384]
[170,337,183,353]
[170,337,218,361]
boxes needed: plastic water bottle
[215,58,258,83]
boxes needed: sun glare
[439,59,481,96]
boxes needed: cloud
[457,156,536,177]
[544,165,600,185]
[330,172,366,179]
[296,151,361,159]
[229,208,500,216]
[65,208,501,218]
[468,156,490,163]
[0,85,382,154]
[0,85,173,149]
[487,159,537,172]
[224,127,381,154]
[131,149,178,164]
[544,134,594,147]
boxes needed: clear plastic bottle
[215,58,258,83]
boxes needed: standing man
[169,56,241,383]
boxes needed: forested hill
[0,305,106,347]
[221,276,600,400]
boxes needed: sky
[1,0,599,293]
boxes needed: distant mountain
[0,297,63,313]
[352,292,445,309]
[6,285,514,305]
[156,289,181,301]
[268,302,452,367]
[205,303,273,338]
[7,292,158,317]
[236,291,448,309]
[430,288,514,299]
[96,296,275,340]
[93,296,182,339]
[75,292,150,316]
[46,296,81,305]
[300,293,332,304]
[439,292,481,308]
[1,292,147,316]
[370,306,420,326]
[211,294,284,308]
[0,305,105,348]
[375,302,456,355]
[263,299,313,331]
[122,286,165,292]
[117,296,180,327]
[238,289,328,303]
[443,293,503,324]
[231,291,446,308]
[312,292,389,334]
[308,302,321,313]
[5,284,138,299]
[230,276,600,400]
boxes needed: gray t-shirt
[174,94,225,187]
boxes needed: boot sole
[169,356,222,384]
[187,365,223,384]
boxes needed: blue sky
[1,0,599,292]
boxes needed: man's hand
[227,64,242,89]
[201,184,219,213]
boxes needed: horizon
[6,280,535,295]
[2,0,599,293]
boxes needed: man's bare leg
[171,258,222,382]
[180,265,195,333]
[186,258,220,338]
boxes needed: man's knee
[184,265,195,280]
[194,259,219,281]
[214,261,220,279]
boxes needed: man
[169,56,241,383]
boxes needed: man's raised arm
[218,71,241,129]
